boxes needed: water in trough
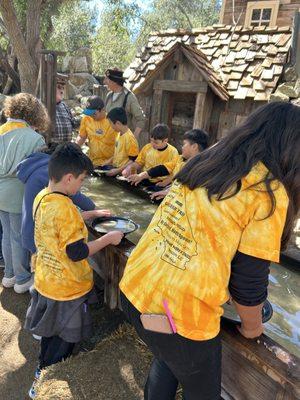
[82,177,300,357]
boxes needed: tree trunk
[0,48,21,91]
[26,0,43,66]
[0,0,39,93]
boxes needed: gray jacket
[105,88,146,132]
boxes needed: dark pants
[39,336,75,369]
[121,293,222,400]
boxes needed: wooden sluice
[87,221,300,400]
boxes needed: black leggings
[121,292,222,400]
[39,336,75,369]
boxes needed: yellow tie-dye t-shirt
[0,120,27,135]
[120,162,289,341]
[164,155,185,177]
[113,129,139,169]
[33,188,93,301]
[136,143,179,182]
[79,115,117,166]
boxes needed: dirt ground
[0,270,157,400]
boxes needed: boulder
[75,47,93,73]
[61,56,72,73]
[69,73,98,89]
[283,66,298,82]
[269,91,289,102]
[276,80,300,99]
[65,82,79,100]
[73,56,89,73]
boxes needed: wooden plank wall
[209,97,266,141]
[221,0,300,27]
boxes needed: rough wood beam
[193,92,207,129]
[154,80,207,93]
[150,88,163,127]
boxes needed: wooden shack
[125,0,299,148]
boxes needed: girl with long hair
[119,101,300,399]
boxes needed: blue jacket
[17,152,95,253]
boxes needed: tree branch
[0,47,20,90]
[0,0,38,92]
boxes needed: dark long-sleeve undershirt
[147,165,170,178]
[229,251,270,306]
[66,239,89,262]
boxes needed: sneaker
[28,369,42,399]
[2,276,16,288]
[14,276,34,294]
[28,381,37,399]
[32,334,42,341]
[34,367,42,380]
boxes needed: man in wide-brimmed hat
[104,68,145,139]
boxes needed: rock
[283,66,298,82]
[276,80,300,98]
[269,91,289,102]
[69,73,98,89]
[61,56,72,73]
[65,82,78,100]
[75,47,93,73]
[64,99,80,110]
[74,56,88,73]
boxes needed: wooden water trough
[87,221,300,400]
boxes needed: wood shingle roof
[125,24,292,101]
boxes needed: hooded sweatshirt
[0,125,45,213]
[17,152,95,253]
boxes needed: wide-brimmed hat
[105,69,126,85]
[83,96,104,116]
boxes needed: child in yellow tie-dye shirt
[25,143,123,399]
[119,102,300,400]
[103,107,139,177]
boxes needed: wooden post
[193,91,206,129]
[150,88,163,128]
[39,50,65,143]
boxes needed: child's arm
[156,176,173,187]
[76,117,88,146]
[81,209,111,221]
[229,251,269,338]
[76,134,86,147]
[122,161,142,177]
[87,231,123,255]
[127,171,150,185]
[150,188,170,201]
[105,160,134,177]
[102,157,113,166]
[66,231,123,261]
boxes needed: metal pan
[91,216,139,236]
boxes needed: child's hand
[127,174,142,186]
[93,209,111,218]
[237,324,264,339]
[105,230,124,245]
[127,171,147,186]
[150,189,168,201]
[122,167,131,178]
[156,177,172,187]
[106,168,119,177]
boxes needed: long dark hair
[176,102,300,248]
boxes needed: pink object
[163,299,177,333]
